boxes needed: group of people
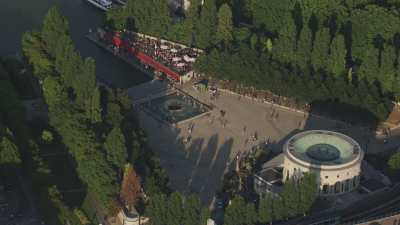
[97,28,200,75]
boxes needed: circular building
[283,130,364,195]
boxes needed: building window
[325,176,328,179]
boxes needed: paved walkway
[137,83,400,206]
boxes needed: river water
[0,0,150,87]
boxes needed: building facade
[283,130,364,195]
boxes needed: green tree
[380,44,397,92]
[41,130,54,143]
[224,196,257,225]
[182,195,209,225]
[393,75,400,101]
[258,195,272,223]
[272,197,286,221]
[311,28,330,71]
[48,185,73,224]
[328,34,346,77]
[166,192,183,225]
[388,152,400,170]
[296,26,312,69]
[244,202,258,225]
[88,87,102,124]
[216,4,233,45]
[196,0,217,48]
[281,179,299,217]
[298,173,318,215]
[104,127,128,170]
[21,31,52,79]
[0,136,21,166]
[106,6,127,30]
[106,102,123,126]
[358,46,380,83]
[41,7,69,57]
[224,196,244,225]
[145,194,168,225]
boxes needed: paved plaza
[136,82,400,206]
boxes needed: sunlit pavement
[137,82,400,206]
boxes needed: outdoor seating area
[96,28,202,77]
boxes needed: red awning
[135,51,180,82]
[112,36,122,48]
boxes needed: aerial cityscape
[1,0,400,225]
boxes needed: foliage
[194,45,392,124]
[104,126,128,170]
[224,196,257,225]
[120,163,142,209]
[145,192,208,225]
[41,130,54,143]
[73,208,91,225]
[104,0,400,124]
[41,7,69,58]
[258,195,272,223]
[21,31,52,79]
[108,0,170,37]
[196,0,218,48]
[22,7,122,214]
[0,136,21,166]
[48,186,74,224]
[388,152,400,170]
[216,3,234,45]
[223,173,318,223]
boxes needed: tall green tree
[258,195,272,223]
[146,194,168,225]
[281,180,299,217]
[311,28,330,71]
[272,197,286,221]
[41,7,69,57]
[224,196,246,225]
[358,46,380,83]
[216,3,234,45]
[166,192,183,225]
[196,0,218,48]
[327,34,346,77]
[104,127,128,170]
[380,44,397,92]
[296,26,312,69]
[88,87,102,124]
[182,195,209,225]
[21,31,52,78]
[298,173,318,215]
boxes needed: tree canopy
[105,0,400,124]
[104,126,128,170]
[0,136,21,166]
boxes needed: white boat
[113,0,127,5]
[86,0,113,11]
